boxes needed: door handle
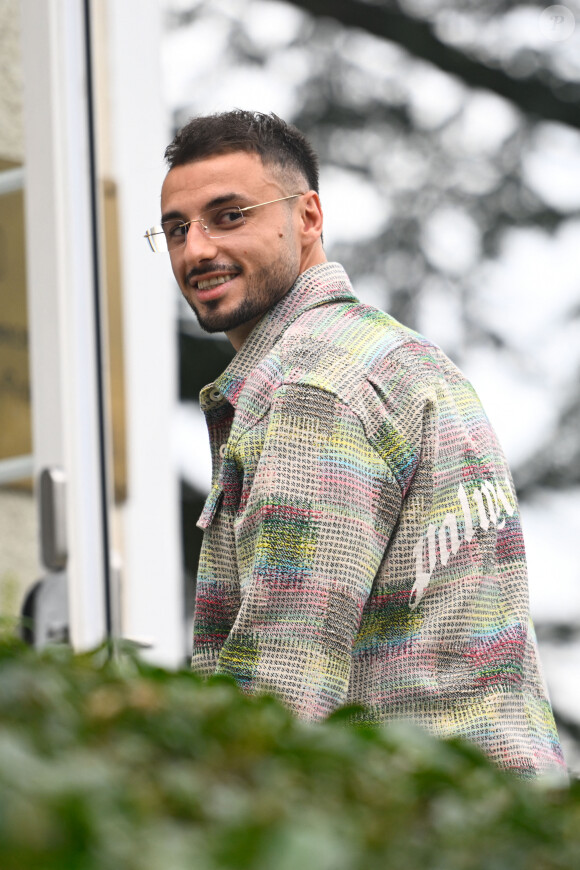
[39,467,68,571]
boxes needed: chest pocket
[196,484,224,530]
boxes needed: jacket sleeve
[215,383,402,720]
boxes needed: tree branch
[284,0,580,130]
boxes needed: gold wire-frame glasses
[144,194,303,253]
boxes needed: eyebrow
[160,209,186,224]
[161,192,251,224]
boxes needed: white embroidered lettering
[472,487,490,531]
[408,476,516,609]
[409,537,431,610]
[482,481,499,525]
[458,483,474,542]
[496,477,515,517]
[438,512,460,566]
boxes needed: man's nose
[183,222,219,261]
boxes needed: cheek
[174,263,186,286]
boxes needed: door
[0,0,110,649]
[1,0,182,662]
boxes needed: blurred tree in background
[164,0,580,768]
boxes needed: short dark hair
[164,110,319,194]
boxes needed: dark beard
[192,292,269,334]
[186,259,299,335]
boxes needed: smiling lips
[196,275,234,291]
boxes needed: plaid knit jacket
[194,262,565,777]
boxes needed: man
[147,110,565,777]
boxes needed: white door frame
[21,0,110,650]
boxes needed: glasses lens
[145,226,169,254]
[162,219,188,252]
[202,206,245,238]
[147,206,247,252]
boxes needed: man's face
[161,151,310,348]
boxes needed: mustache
[186,263,242,284]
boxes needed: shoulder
[237,299,478,423]
[275,300,461,404]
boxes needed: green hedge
[0,637,578,870]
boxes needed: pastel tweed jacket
[193,262,565,777]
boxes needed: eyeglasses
[144,194,303,254]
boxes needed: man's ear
[300,191,324,242]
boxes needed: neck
[226,251,327,351]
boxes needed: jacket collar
[205,262,357,409]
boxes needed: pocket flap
[196,484,224,530]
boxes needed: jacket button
[210,388,223,402]
[219,443,227,458]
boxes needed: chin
[194,300,264,336]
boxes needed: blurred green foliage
[0,637,578,870]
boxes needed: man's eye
[162,221,187,240]
[169,222,188,238]
[211,208,244,229]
